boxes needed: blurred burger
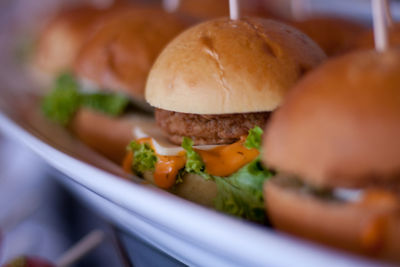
[291,16,366,56]
[31,1,128,86]
[41,8,186,163]
[353,23,400,50]
[124,17,326,221]
[262,0,366,56]
[263,49,400,262]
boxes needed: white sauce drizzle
[132,126,222,156]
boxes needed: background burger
[261,0,367,56]
[31,1,129,87]
[352,23,400,50]
[262,49,400,262]
[291,16,366,57]
[41,7,186,163]
[124,17,326,222]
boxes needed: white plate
[0,92,389,267]
[0,51,389,267]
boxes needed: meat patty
[155,108,270,145]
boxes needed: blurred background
[0,134,125,266]
[0,0,399,266]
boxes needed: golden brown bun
[292,17,366,56]
[33,3,127,77]
[143,171,217,207]
[264,177,400,262]
[263,49,400,188]
[352,23,400,50]
[74,8,186,100]
[70,109,153,163]
[146,17,326,114]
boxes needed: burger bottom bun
[264,177,400,263]
[71,108,153,163]
[143,171,218,207]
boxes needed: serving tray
[0,39,387,267]
[0,91,386,267]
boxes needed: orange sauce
[124,137,259,189]
[359,189,397,253]
[122,151,133,174]
[360,189,398,209]
[196,140,259,177]
[361,215,387,253]
[154,153,186,189]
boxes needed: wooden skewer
[163,0,180,13]
[56,230,105,267]
[372,0,389,52]
[383,0,394,26]
[229,0,240,20]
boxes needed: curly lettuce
[127,141,157,176]
[214,158,272,223]
[182,137,211,180]
[127,127,271,222]
[42,73,130,125]
[181,127,272,223]
[244,126,263,150]
[81,92,129,116]
[42,73,81,125]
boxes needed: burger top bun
[74,8,186,100]
[33,3,125,76]
[353,23,400,50]
[263,49,400,189]
[292,17,366,56]
[146,17,326,114]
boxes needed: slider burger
[263,49,400,262]
[41,8,186,163]
[31,1,128,86]
[291,16,366,56]
[260,1,366,56]
[124,17,326,222]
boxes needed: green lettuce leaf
[128,127,271,222]
[181,127,272,223]
[214,158,272,223]
[81,93,129,116]
[182,137,211,180]
[41,73,81,125]
[128,141,157,176]
[42,73,130,125]
[244,125,263,150]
